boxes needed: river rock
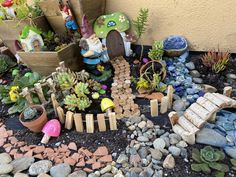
[137,136,149,142]
[224,146,236,159]
[173,100,186,112]
[190,70,200,78]
[168,146,181,156]
[201,84,217,93]
[11,157,35,174]
[0,153,12,164]
[176,141,188,148]
[226,73,236,80]
[153,138,166,150]
[14,173,29,177]
[138,147,149,159]
[193,78,203,84]
[149,148,162,160]
[185,62,195,70]
[116,154,128,164]
[138,121,146,129]
[68,170,87,177]
[163,154,175,169]
[100,165,112,174]
[196,128,227,147]
[50,164,71,177]
[29,160,52,176]
[0,164,13,174]
[37,174,51,177]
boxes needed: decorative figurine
[79,15,111,81]
[1,0,15,19]
[60,4,78,33]
[19,25,44,52]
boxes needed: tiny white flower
[119,15,126,23]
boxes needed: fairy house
[19,25,44,52]
[93,12,132,59]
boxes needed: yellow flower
[97,64,104,72]
[9,86,19,102]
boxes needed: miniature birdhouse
[19,25,44,52]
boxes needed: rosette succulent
[191,146,229,177]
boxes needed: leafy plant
[87,79,102,91]
[64,82,91,111]
[191,146,229,177]
[23,107,38,120]
[76,70,90,82]
[132,8,149,61]
[201,50,230,73]
[54,69,78,91]
[136,77,149,90]
[148,41,164,60]
[0,54,16,74]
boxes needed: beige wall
[106,0,236,52]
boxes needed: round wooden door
[106,30,125,59]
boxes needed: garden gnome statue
[60,5,78,33]
[79,15,111,81]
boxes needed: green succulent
[74,82,90,97]
[77,96,91,111]
[136,77,149,90]
[191,146,229,177]
[54,69,78,91]
[23,107,38,120]
[64,94,78,111]
[0,54,16,74]
[76,70,90,82]
[231,159,236,171]
[148,41,164,60]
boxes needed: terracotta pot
[140,61,166,81]
[19,105,48,133]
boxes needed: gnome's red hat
[81,15,94,39]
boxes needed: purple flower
[102,85,108,90]
[143,58,149,63]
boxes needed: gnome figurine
[79,15,111,81]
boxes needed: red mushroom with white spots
[1,0,15,19]
[41,119,61,144]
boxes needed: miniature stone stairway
[169,92,236,145]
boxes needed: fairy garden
[0,0,236,177]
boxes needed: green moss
[94,12,130,38]
[20,25,42,39]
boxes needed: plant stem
[139,44,144,61]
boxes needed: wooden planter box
[17,43,84,76]
[39,0,106,34]
[0,16,51,54]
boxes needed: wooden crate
[39,0,106,34]
[17,43,84,76]
[0,16,52,54]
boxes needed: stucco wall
[106,0,236,52]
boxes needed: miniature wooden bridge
[169,91,236,145]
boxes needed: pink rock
[98,155,112,163]
[93,146,108,156]
[68,142,77,151]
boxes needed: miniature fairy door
[106,30,125,59]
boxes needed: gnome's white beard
[86,38,103,53]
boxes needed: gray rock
[190,70,200,78]
[226,73,236,80]
[154,170,163,177]
[163,154,175,169]
[117,154,128,164]
[0,175,11,177]
[162,137,170,147]
[130,171,139,177]
[138,147,149,159]
[50,163,71,177]
[128,125,136,131]
[201,84,217,93]
[101,173,113,177]
[14,173,29,177]
[29,160,52,176]
[146,120,154,128]
[137,136,149,142]
[143,167,154,177]
[138,121,146,129]
[149,148,162,160]
[169,138,178,145]
[168,146,181,156]
[176,141,188,148]
[185,62,195,70]
[173,100,186,112]
[11,157,35,174]
[0,153,12,164]
[224,146,236,159]
[196,128,227,147]
[153,138,166,150]
[193,78,203,84]
[100,165,112,174]
[88,174,98,177]
[0,164,13,174]
[130,117,142,124]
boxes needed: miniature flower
[97,64,104,72]
[102,85,108,90]
[9,86,19,102]
[143,58,149,63]
[119,15,126,23]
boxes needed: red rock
[33,146,45,154]
[24,150,33,157]
[71,153,81,162]
[83,168,93,173]
[9,137,18,144]
[10,149,17,155]
[93,146,109,156]
[45,148,54,154]
[79,148,92,157]
[98,155,112,163]
[0,138,6,147]
[5,146,11,153]
[7,130,13,136]
[65,151,71,157]
[3,143,11,148]
[17,141,25,147]
[54,157,63,164]
[34,154,44,159]
[68,142,77,151]
[0,127,6,133]
[92,162,102,170]
[86,156,96,164]
[76,158,85,167]
[64,157,76,166]
[24,146,31,151]
[29,145,37,148]
[20,146,25,152]
[14,153,23,159]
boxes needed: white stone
[153,138,166,150]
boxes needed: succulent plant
[64,82,91,111]
[201,50,230,73]
[191,146,229,177]
[148,41,164,60]
[54,69,78,90]
[230,159,236,171]
[0,54,16,74]
[23,107,38,120]
[136,77,149,90]
[76,70,90,82]
[87,79,102,91]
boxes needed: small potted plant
[19,105,48,133]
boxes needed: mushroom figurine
[2,0,15,19]
[41,119,61,144]
[101,98,115,116]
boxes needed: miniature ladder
[169,92,236,145]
